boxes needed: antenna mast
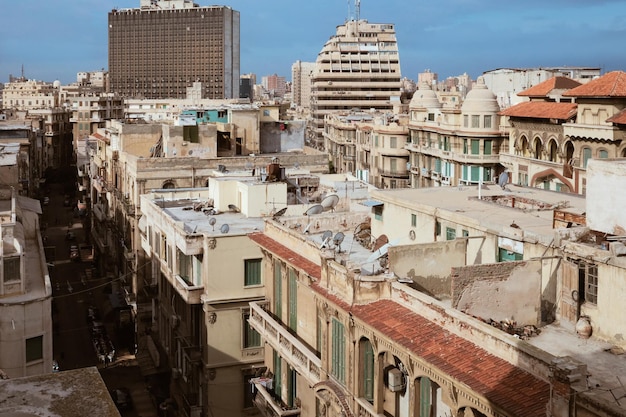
[355,0,360,21]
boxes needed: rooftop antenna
[355,0,360,22]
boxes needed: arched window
[582,147,592,168]
[533,138,543,160]
[518,135,529,157]
[598,149,608,159]
[162,180,176,189]
[548,139,558,162]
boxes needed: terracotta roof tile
[499,101,577,120]
[351,300,550,417]
[518,76,581,97]
[607,108,626,125]
[248,232,322,279]
[563,71,626,97]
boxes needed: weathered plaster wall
[587,159,626,235]
[452,260,542,325]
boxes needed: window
[419,377,432,417]
[484,115,492,129]
[599,149,608,159]
[583,147,592,168]
[463,115,468,127]
[273,351,282,398]
[446,227,456,241]
[373,206,383,221]
[471,115,480,128]
[435,221,441,236]
[390,137,397,148]
[484,140,492,155]
[463,139,468,154]
[3,256,20,282]
[361,339,374,403]
[390,159,397,173]
[263,110,270,116]
[274,260,282,319]
[244,259,262,286]
[462,229,469,237]
[26,335,43,362]
[243,312,261,348]
[411,214,417,227]
[471,139,479,155]
[288,268,298,331]
[243,372,256,408]
[331,318,346,383]
[427,113,435,121]
[580,262,598,305]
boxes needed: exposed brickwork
[451,261,525,308]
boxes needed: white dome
[461,77,499,113]
[409,81,442,109]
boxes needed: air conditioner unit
[387,368,405,392]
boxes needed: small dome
[53,80,61,88]
[461,77,499,113]
[409,81,442,109]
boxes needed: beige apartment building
[309,19,403,148]
[0,187,53,379]
[67,93,123,145]
[501,71,626,194]
[247,159,626,417]
[108,0,240,99]
[291,61,316,110]
[1,79,58,110]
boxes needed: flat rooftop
[0,367,121,417]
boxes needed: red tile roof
[607,108,626,125]
[248,233,551,417]
[563,71,626,97]
[351,300,550,417]
[499,101,577,120]
[248,232,321,279]
[518,76,581,97]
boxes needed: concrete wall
[586,159,626,235]
[452,260,542,326]
[260,121,305,153]
[390,239,467,298]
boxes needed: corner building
[108,0,240,99]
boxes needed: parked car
[110,387,133,410]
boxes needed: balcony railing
[355,398,384,417]
[249,302,322,385]
[252,378,301,417]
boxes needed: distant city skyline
[1,0,626,85]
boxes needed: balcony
[354,398,384,417]
[249,302,322,385]
[252,378,301,417]
[379,170,409,179]
[172,274,203,305]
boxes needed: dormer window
[3,256,20,283]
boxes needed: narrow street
[43,178,158,417]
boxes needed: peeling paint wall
[259,121,305,153]
[452,260,542,326]
[390,239,467,298]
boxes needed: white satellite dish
[209,217,216,231]
[320,194,339,212]
[304,204,324,216]
[333,232,345,252]
[220,224,230,234]
[320,230,333,249]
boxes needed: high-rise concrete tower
[309,14,402,148]
[108,0,240,99]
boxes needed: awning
[360,199,384,207]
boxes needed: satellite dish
[209,217,216,231]
[498,171,509,190]
[304,204,324,216]
[321,230,333,241]
[320,194,339,212]
[272,207,287,219]
[294,162,300,169]
[333,232,345,252]
[220,224,230,234]
[228,204,240,213]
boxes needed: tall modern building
[309,18,402,148]
[108,0,240,99]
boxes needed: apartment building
[0,124,39,197]
[501,71,626,194]
[291,61,316,110]
[67,93,123,145]
[309,19,402,148]
[407,78,507,189]
[1,79,58,110]
[247,160,626,417]
[262,74,287,99]
[325,111,410,188]
[0,187,53,379]
[108,0,240,99]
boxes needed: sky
[1,0,626,85]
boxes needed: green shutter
[331,319,346,383]
[273,351,282,398]
[245,258,262,286]
[471,139,479,155]
[363,340,375,402]
[274,260,282,320]
[288,269,297,331]
[484,140,492,155]
[420,377,431,417]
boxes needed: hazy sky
[1,0,625,84]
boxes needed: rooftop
[499,101,578,120]
[517,76,582,97]
[563,71,626,97]
[0,367,121,417]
